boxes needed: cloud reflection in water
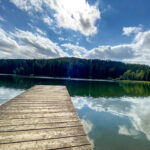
[0,87,24,105]
[81,119,94,148]
[72,96,150,142]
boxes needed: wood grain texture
[0,85,92,150]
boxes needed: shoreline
[1,73,150,84]
[116,79,150,84]
[0,73,115,83]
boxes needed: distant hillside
[0,57,150,81]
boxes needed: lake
[0,75,150,150]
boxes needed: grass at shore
[116,79,150,84]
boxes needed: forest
[0,57,150,81]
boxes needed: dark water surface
[0,75,150,150]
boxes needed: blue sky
[0,0,150,65]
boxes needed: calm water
[0,75,150,150]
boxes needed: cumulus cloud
[1,26,148,64]
[9,1,150,64]
[127,30,150,64]
[10,0,101,36]
[123,26,142,36]
[87,30,150,65]
[61,43,136,62]
[27,24,46,36]
[63,29,150,65]
[0,28,19,58]
[134,30,150,50]
[0,27,68,59]
[14,29,67,57]
[49,0,100,36]
[86,44,135,61]
[10,0,43,13]
[2,0,150,64]
[62,43,87,58]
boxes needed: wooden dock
[0,85,92,150]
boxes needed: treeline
[0,57,150,81]
[120,69,150,81]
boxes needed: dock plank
[0,136,91,150]
[0,121,81,132]
[0,112,77,119]
[0,85,92,150]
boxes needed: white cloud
[0,27,68,59]
[0,28,19,56]
[10,0,101,36]
[13,29,68,58]
[61,42,136,62]
[35,27,46,35]
[127,30,150,64]
[134,30,150,50]
[86,44,135,61]
[28,24,46,36]
[123,26,142,36]
[10,0,43,13]
[49,0,100,36]
[64,29,150,65]
[43,16,53,26]
[9,1,150,64]
[62,43,87,58]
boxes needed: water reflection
[118,125,139,137]
[72,96,150,149]
[1,75,150,97]
[0,87,24,105]
[81,119,94,148]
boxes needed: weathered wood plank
[0,108,76,113]
[0,112,77,119]
[0,105,74,110]
[0,121,81,132]
[0,85,92,150]
[0,136,91,150]
[0,116,79,126]
[0,126,86,144]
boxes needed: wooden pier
[0,85,92,150]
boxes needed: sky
[0,0,150,65]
